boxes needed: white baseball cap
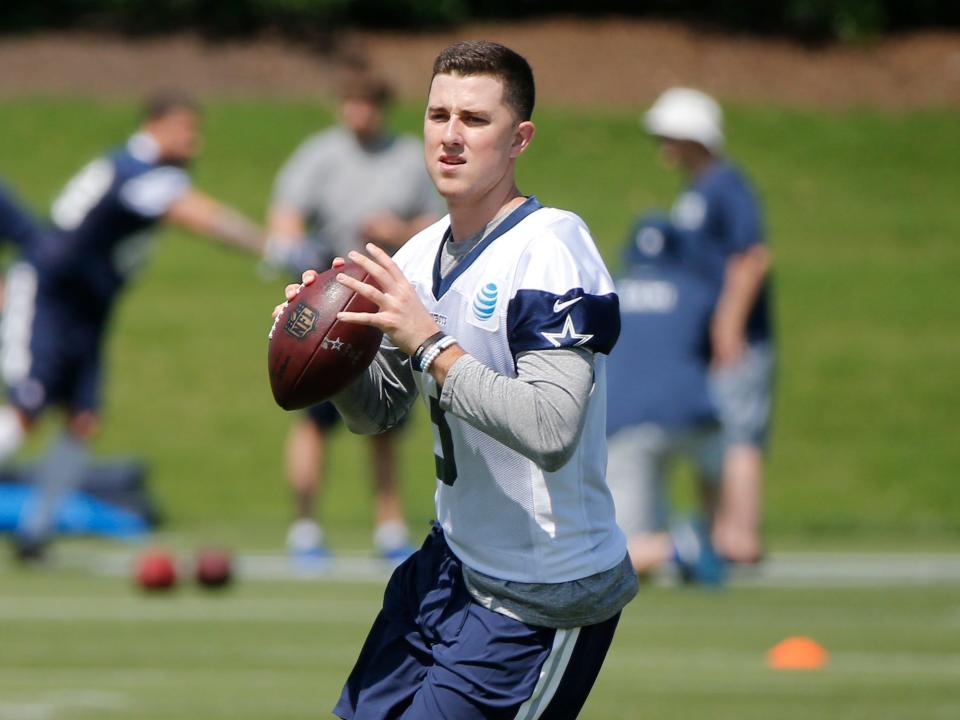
[643,87,724,152]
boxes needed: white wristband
[420,335,457,373]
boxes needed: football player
[0,93,264,560]
[277,41,637,719]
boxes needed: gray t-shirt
[272,126,443,258]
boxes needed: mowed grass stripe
[2,574,960,719]
[602,648,960,677]
[0,596,381,622]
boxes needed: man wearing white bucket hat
[640,87,774,568]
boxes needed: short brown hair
[431,41,535,121]
[142,92,200,121]
[340,71,394,108]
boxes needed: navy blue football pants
[0,183,105,416]
[334,524,621,720]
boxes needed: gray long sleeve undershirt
[333,343,594,473]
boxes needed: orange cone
[766,636,829,670]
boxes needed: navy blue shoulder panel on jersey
[507,288,620,356]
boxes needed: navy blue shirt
[671,159,772,344]
[27,133,191,315]
[606,223,722,435]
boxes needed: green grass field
[1,97,957,549]
[2,564,959,719]
[0,96,958,718]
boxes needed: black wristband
[412,331,447,368]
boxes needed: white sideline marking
[0,703,55,720]
[729,552,960,587]
[29,548,960,587]
[53,549,397,583]
[0,596,381,623]
[0,691,125,720]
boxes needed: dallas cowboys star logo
[330,337,344,351]
[540,314,594,348]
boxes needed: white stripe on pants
[514,626,581,720]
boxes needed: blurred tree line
[3,0,958,42]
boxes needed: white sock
[286,518,323,551]
[17,433,89,541]
[373,520,409,553]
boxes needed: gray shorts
[709,341,775,449]
[607,423,723,536]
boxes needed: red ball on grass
[135,549,177,591]
[194,547,233,590]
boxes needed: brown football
[268,263,383,410]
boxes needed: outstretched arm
[165,189,264,253]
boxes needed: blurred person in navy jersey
[606,215,726,584]
[0,94,264,560]
[264,69,442,563]
[642,88,774,565]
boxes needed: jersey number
[429,397,457,486]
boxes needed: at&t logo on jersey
[468,282,500,330]
[473,283,498,320]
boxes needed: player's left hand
[335,243,440,356]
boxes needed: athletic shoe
[378,543,415,563]
[670,517,726,586]
[373,520,414,564]
[11,533,48,563]
[286,519,329,567]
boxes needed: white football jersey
[393,197,627,583]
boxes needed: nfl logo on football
[284,302,319,340]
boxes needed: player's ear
[509,121,535,159]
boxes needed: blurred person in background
[642,87,774,565]
[606,215,726,585]
[0,93,264,561]
[263,69,443,563]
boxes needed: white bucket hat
[643,87,724,152]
